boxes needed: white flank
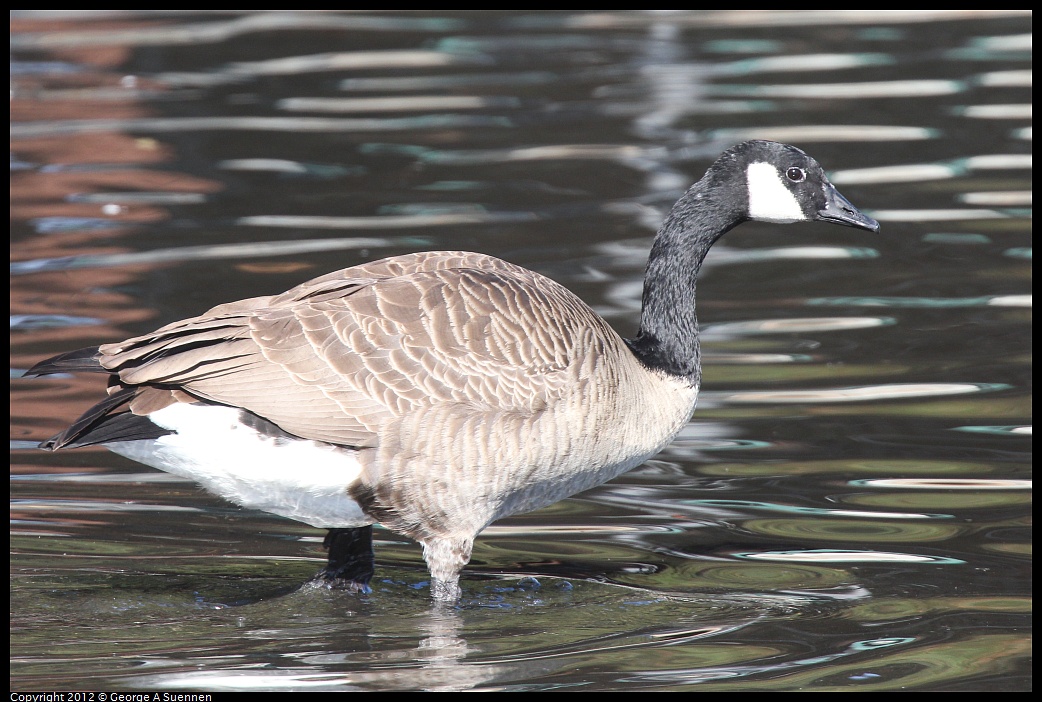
[746,161,806,223]
[107,403,369,529]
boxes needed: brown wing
[96,251,621,447]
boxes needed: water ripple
[11,115,517,140]
[685,500,950,520]
[11,237,390,275]
[10,13,465,50]
[807,295,1031,308]
[733,549,964,564]
[852,478,1031,490]
[723,383,1009,404]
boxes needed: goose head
[720,139,879,232]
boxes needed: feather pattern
[95,252,652,447]
[27,141,880,601]
[74,251,698,547]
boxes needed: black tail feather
[38,386,171,450]
[25,347,104,377]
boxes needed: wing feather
[87,252,623,448]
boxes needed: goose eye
[786,167,806,183]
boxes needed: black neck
[626,179,743,383]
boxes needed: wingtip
[24,346,104,378]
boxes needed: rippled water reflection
[10,10,1031,692]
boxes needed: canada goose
[26,140,879,601]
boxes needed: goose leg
[313,526,375,592]
[422,537,473,602]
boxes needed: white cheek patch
[746,162,807,223]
